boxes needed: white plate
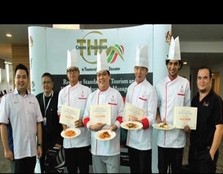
[152,122,174,130]
[120,121,143,130]
[61,127,81,139]
[95,130,116,141]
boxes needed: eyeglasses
[67,68,79,73]
[42,81,52,85]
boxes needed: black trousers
[14,156,36,173]
[65,146,91,174]
[158,146,184,173]
[188,146,218,173]
[128,146,152,173]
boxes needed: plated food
[99,131,111,139]
[152,122,174,130]
[120,121,143,130]
[159,122,169,129]
[95,130,116,141]
[61,128,81,138]
[65,129,76,136]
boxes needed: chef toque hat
[167,36,181,60]
[135,44,149,69]
[67,48,79,69]
[97,50,109,73]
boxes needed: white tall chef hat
[67,48,79,69]
[97,50,109,73]
[135,44,148,69]
[167,36,181,60]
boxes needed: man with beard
[188,66,223,173]
[155,36,191,173]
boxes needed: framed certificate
[59,105,81,128]
[173,106,197,130]
[123,102,145,121]
[90,105,111,125]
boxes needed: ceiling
[0,24,52,45]
[0,24,223,68]
[173,25,223,69]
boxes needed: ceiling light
[183,61,188,65]
[6,33,12,37]
[53,24,80,30]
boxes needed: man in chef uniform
[155,36,191,173]
[83,50,124,173]
[57,49,92,173]
[125,44,157,173]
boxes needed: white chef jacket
[83,86,124,156]
[58,82,92,148]
[155,75,191,148]
[0,89,43,159]
[125,79,157,150]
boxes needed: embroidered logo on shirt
[139,91,147,101]
[108,95,117,105]
[139,97,147,101]
[108,102,117,105]
[78,97,87,99]
[177,93,185,96]
[177,85,185,96]
[203,101,209,106]
[111,95,115,102]
[78,91,87,99]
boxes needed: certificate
[173,106,197,130]
[59,105,81,128]
[123,102,145,121]
[90,105,111,125]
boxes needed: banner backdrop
[28,24,171,172]
[28,25,170,94]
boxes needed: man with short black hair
[36,72,64,173]
[58,49,92,173]
[155,37,191,173]
[0,63,43,173]
[125,44,157,173]
[188,66,223,173]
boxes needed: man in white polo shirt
[0,63,43,173]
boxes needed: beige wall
[0,44,29,92]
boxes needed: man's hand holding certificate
[90,105,111,125]
[60,105,81,128]
[173,106,197,130]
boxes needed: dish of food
[152,122,174,130]
[61,128,81,139]
[120,121,143,130]
[95,130,116,141]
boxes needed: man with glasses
[36,72,63,173]
[57,49,92,173]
